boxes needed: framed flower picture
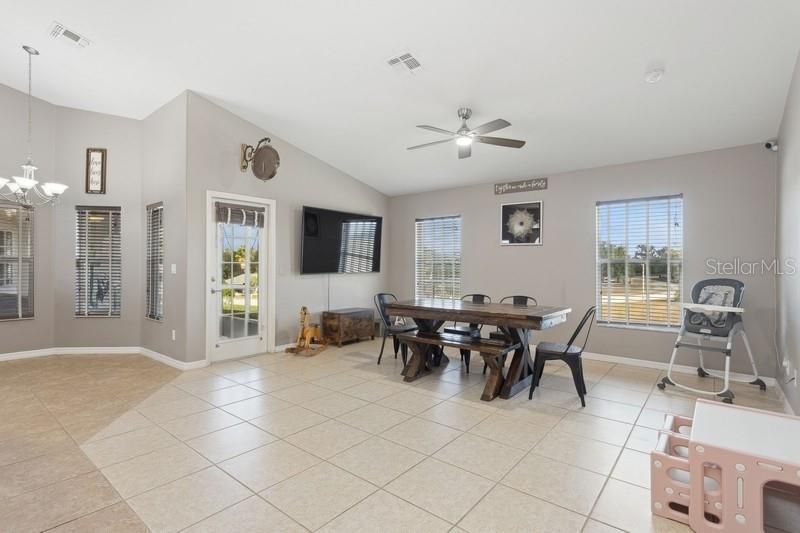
[85,148,107,194]
[500,201,542,245]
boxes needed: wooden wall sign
[494,177,547,195]
[85,148,107,194]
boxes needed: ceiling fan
[407,107,526,159]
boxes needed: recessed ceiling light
[645,67,665,84]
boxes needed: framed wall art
[500,201,542,245]
[85,148,107,194]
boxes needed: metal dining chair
[529,306,596,407]
[443,293,491,373]
[485,295,538,374]
[374,293,417,365]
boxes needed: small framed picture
[501,201,542,245]
[85,148,107,194]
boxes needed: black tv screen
[301,206,382,274]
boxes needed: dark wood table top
[385,298,571,329]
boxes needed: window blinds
[146,203,164,320]
[75,206,122,317]
[338,219,378,273]
[596,195,683,328]
[0,204,34,320]
[415,216,462,299]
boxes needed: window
[338,219,378,273]
[596,195,683,329]
[145,203,164,320]
[415,216,462,299]
[0,205,34,320]
[75,206,122,317]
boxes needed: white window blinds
[596,195,683,329]
[338,219,378,273]
[0,205,34,320]
[146,203,164,320]
[75,206,122,317]
[415,216,462,299]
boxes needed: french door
[206,192,276,362]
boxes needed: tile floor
[0,339,787,532]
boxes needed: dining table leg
[499,328,534,399]
[479,351,505,401]
[400,318,447,382]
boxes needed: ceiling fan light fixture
[456,136,473,147]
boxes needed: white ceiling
[1,0,799,196]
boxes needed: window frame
[145,202,165,321]
[414,215,462,300]
[0,204,34,321]
[595,194,683,331]
[74,206,122,318]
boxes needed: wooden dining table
[384,298,572,401]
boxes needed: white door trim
[205,190,277,364]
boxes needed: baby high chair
[657,278,765,403]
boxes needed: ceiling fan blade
[473,136,526,149]
[407,138,454,151]
[469,118,511,136]
[458,143,471,159]
[416,125,456,136]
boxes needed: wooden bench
[397,331,519,400]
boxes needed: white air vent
[387,52,422,73]
[49,21,90,47]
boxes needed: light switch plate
[171,264,177,274]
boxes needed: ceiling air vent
[387,52,422,73]
[49,21,90,47]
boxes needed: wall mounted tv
[300,206,382,274]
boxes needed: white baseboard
[582,351,777,387]
[0,346,208,371]
[274,343,294,352]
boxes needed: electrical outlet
[171,329,176,341]
[171,264,177,275]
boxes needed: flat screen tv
[301,206,382,274]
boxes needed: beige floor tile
[411,377,469,399]
[195,385,263,407]
[528,386,583,409]
[336,403,411,434]
[160,408,242,440]
[600,365,661,392]
[644,392,697,417]
[137,396,214,423]
[81,410,154,443]
[572,397,642,424]
[206,360,258,376]
[419,401,491,431]
[47,501,148,533]
[554,412,633,446]
[611,448,651,488]
[331,436,425,486]
[459,483,585,533]
[588,383,650,407]
[539,372,596,396]
[0,448,96,499]
[318,489,451,533]
[592,478,693,532]
[434,433,525,481]
[220,394,292,420]
[468,415,550,451]
[533,431,621,475]
[377,389,442,415]
[100,443,210,498]
[128,466,250,532]
[286,419,371,459]
[302,391,369,417]
[636,408,672,430]
[183,495,305,533]
[311,372,367,391]
[341,380,406,402]
[0,411,62,442]
[0,471,120,533]
[187,422,276,463]
[218,440,321,491]
[163,369,215,386]
[381,417,463,455]
[128,385,193,409]
[626,425,660,453]
[249,405,328,437]
[175,375,238,395]
[495,401,569,429]
[262,462,376,530]
[0,428,74,467]
[270,383,335,404]
[582,519,625,532]
[223,367,277,384]
[501,452,606,515]
[80,425,179,468]
[386,458,493,523]
[246,374,302,393]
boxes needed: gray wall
[777,52,800,413]
[140,93,188,360]
[183,93,390,362]
[0,84,56,353]
[389,144,778,376]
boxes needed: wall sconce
[240,137,280,181]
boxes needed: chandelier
[0,45,68,207]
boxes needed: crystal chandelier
[0,45,68,207]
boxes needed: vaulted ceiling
[2,0,799,195]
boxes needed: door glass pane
[217,222,261,341]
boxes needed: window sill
[74,315,122,319]
[0,316,35,322]
[598,322,679,334]
[144,317,164,323]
